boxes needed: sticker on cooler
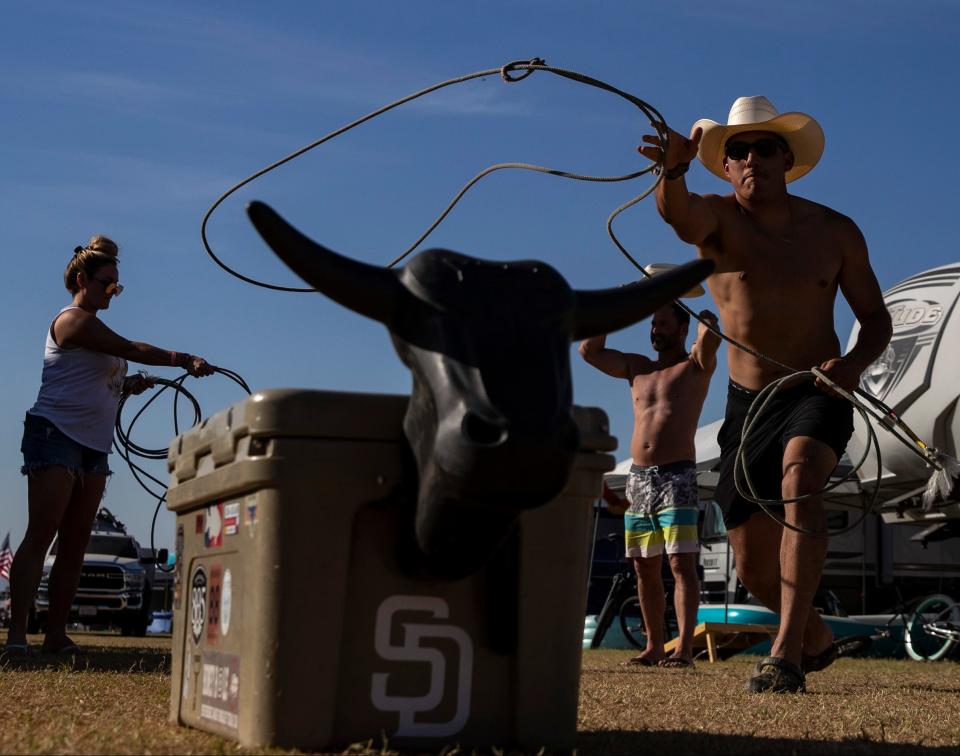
[224,502,240,536]
[174,524,184,610]
[200,650,240,731]
[244,495,258,536]
[190,567,207,645]
[204,504,223,548]
[207,565,222,643]
[221,568,232,637]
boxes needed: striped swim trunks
[624,460,700,558]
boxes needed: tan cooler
[166,388,615,751]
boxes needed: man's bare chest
[631,363,703,409]
[711,228,842,303]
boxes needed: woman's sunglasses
[724,138,787,161]
[93,277,124,296]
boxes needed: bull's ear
[570,258,713,340]
[247,201,406,326]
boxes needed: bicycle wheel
[590,574,627,649]
[905,593,960,661]
[618,596,646,649]
[618,596,678,650]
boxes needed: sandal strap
[756,656,805,678]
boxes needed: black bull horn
[247,200,713,576]
[246,201,714,339]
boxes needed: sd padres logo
[370,596,473,738]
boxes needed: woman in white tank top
[5,236,215,656]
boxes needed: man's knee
[667,553,700,582]
[732,542,778,592]
[781,462,831,500]
[632,556,663,583]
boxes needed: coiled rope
[114,367,250,570]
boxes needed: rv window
[826,512,849,530]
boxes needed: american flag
[0,532,13,580]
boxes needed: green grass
[2,633,958,754]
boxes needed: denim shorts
[20,412,111,477]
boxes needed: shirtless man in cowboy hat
[639,97,892,692]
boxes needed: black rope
[114,367,250,572]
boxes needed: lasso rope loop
[731,370,882,537]
[500,57,545,82]
[200,56,667,288]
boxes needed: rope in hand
[198,55,956,536]
[114,367,251,571]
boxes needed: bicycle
[832,587,960,662]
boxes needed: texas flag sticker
[205,503,223,548]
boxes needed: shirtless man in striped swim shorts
[581,301,720,667]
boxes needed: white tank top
[29,306,127,453]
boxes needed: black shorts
[715,380,853,530]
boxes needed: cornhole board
[664,622,779,662]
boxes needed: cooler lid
[167,389,409,478]
[167,387,616,481]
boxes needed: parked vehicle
[31,508,166,636]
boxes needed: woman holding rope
[4,236,214,656]
[640,97,892,693]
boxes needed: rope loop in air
[500,57,546,82]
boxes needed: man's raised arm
[690,309,723,374]
[639,125,721,247]
[579,334,636,380]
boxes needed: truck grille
[78,565,124,590]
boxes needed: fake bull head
[248,201,712,577]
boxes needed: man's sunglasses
[93,277,124,296]
[724,138,787,161]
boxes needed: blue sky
[2,1,959,566]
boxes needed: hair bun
[73,246,83,256]
[84,235,119,258]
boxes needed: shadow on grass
[578,729,957,755]
[1,644,171,674]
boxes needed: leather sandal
[746,656,806,693]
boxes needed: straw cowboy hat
[693,96,825,184]
[644,263,705,298]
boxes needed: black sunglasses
[724,138,787,161]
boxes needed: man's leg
[768,436,835,666]
[666,552,699,663]
[727,511,834,659]
[6,467,75,646]
[631,554,666,663]
[44,473,106,650]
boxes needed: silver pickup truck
[32,508,166,636]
